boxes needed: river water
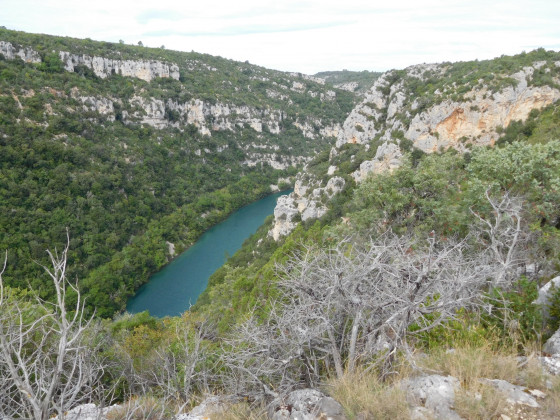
[126,190,290,317]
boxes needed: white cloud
[2,0,559,73]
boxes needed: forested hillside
[0,28,357,316]
[2,35,560,419]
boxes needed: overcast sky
[2,0,560,74]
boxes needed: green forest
[0,28,357,316]
[2,29,560,419]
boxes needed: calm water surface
[126,190,290,317]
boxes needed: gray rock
[539,355,560,375]
[480,379,539,408]
[403,375,463,420]
[58,51,180,82]
[535,276,560,319]
[0,41,41,63]
[544,328,560,356]
[269,194,300,240]
[269,388,347,420]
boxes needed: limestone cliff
[0,41,41,63]
[270,54,560,240]
[59,51,180,82]
[0,41,179,82]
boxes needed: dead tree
[0,235,107,420]
[223,220,528,398]
[470,189,529,284]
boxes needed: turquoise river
[126,190,290,317]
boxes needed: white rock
[535,276,560,319]
[481,378,539,407]
[403,375,462,420]
[269,388,347,420]
[0,41,41,63]
[539,356,560,375]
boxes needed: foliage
[481,277,543,345]
[0,27,359,316]
[314,69,382,94]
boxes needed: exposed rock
[406,75,560,153]
[301,199,328,222]
[481,379,540,408]
[79,96,115,118]
[325,176,345,196]
[352,142,403,182]
[534,276,560,319]
[270,195,300,241]
[59,51,180,82]
[334,82,359,92]
[543,328,560,356]
[166,241,176,257]
[337,63,560,153]
[539,356,560,375]
[269,175,345,240]
[269,388,347,420]
[402,375,462,420]
[0,41,41,63]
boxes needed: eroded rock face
[269,59,560,241]
[406,70,560,153]
[352,142,403,182]
[59,51,180,82]
[0,41,41,63]
[535,276,560,320]
[338,64,560,153]
[269,176,345,240]
[270,195,300,241]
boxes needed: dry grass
[419,340,519,387]
[207,402,268,420]
[519,355,550,389]
[454,383,507,420]
[541,375,560,419]
[327,369,411,420]
[106,396,179,420]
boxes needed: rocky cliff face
[0,41,41,63]
[0,41,180,82]
[270,56,560,240]
[59,51,180,82]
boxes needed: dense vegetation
[314,69,382,94]
[2,31,560,417]
[0,28,358,316]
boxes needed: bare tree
[0,235,107,420]
[470,189,529,284]
[222,215,529,398]
[123,317,213,411]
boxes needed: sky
[2,0,560,74]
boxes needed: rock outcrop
[535,275,560,320]
[270,58,560,240]
[0,41,180,82]
[337,64,560,153]
[269,176,345,240]
[403,375,462,420]
[269,388,347,420]
[59,51,180,82]
[352,141,403,182]
[0,41,41,63]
